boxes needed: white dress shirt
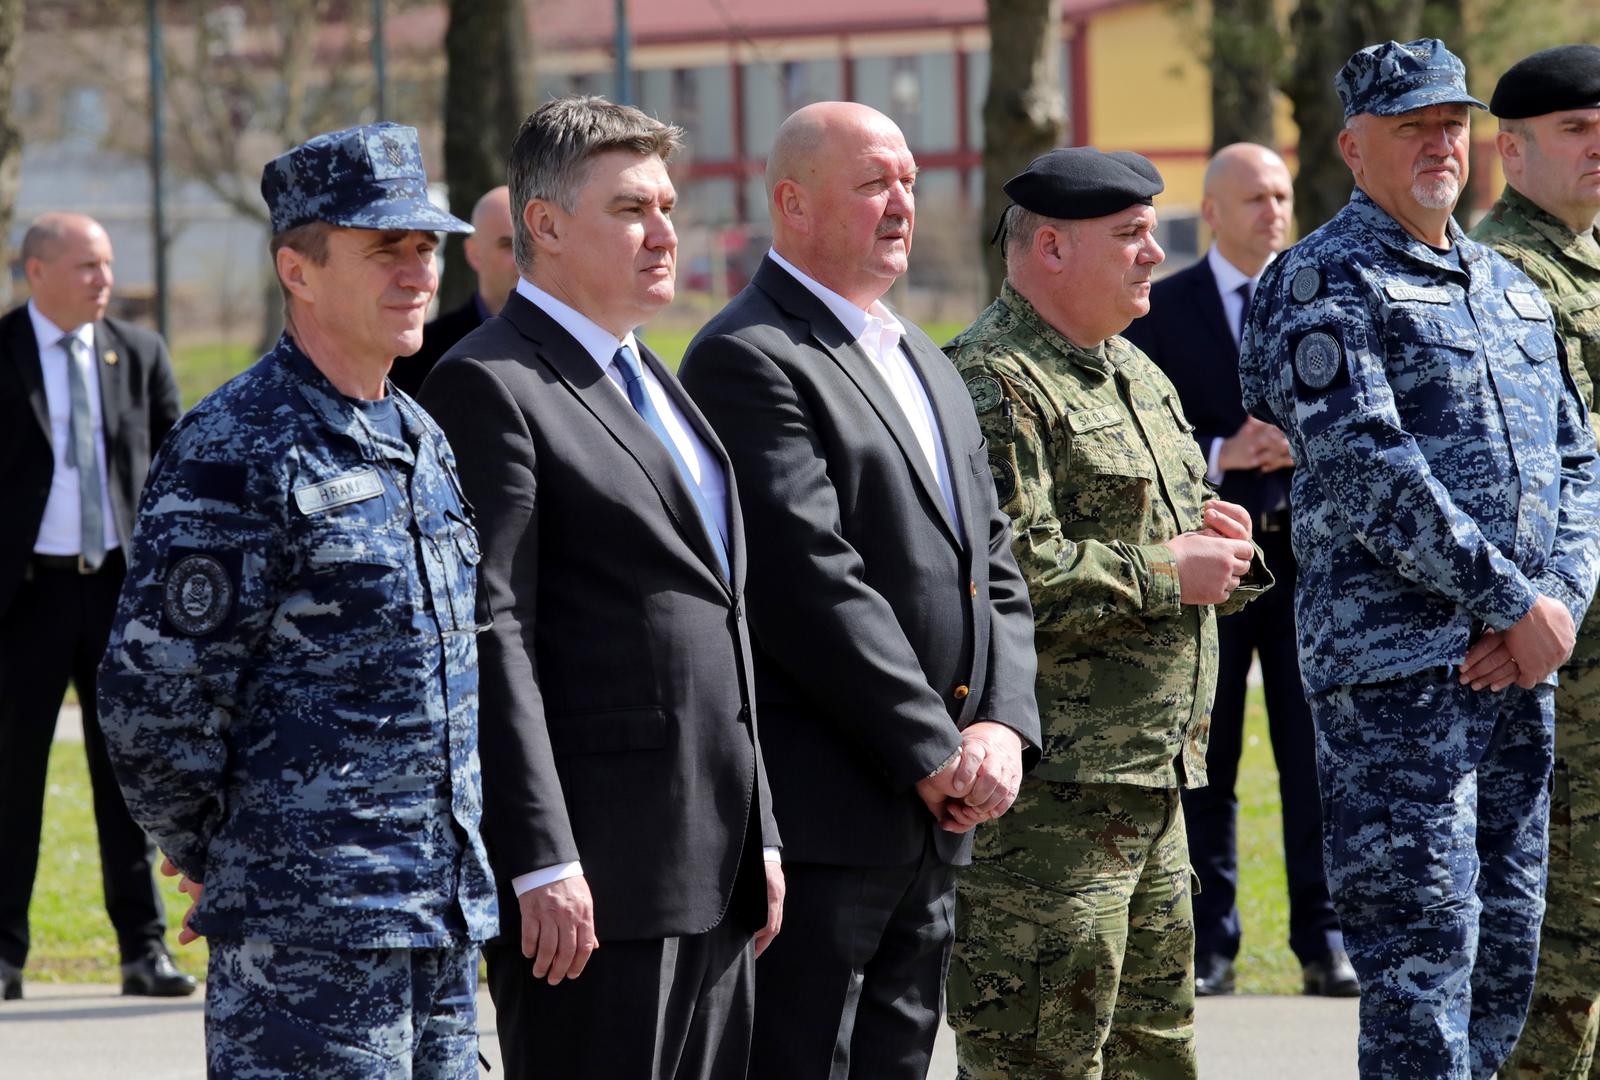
[768,249,961,530]
[1203,245,1272,485]
[509,279,774,898]
[29,301,119,556]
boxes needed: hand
[1216,418,1293,473]
[1458,630,1520,692]
[952,721,1024,821]
[1503,595,1577,688]
[754,861,785,958]
[159,856,204,945]
[519,875,598,984]
[1199,500,1253,541]
[915,752,979,834]
[1165,532,1255,605]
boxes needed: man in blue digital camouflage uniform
[1239,39,1600,1080]
[96,122,497,1078]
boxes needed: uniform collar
[1497,185,1600,272]
[999,280,1115,378]
[273,332,420,465]
[1346,187,1476,277]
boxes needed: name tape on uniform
[293,467,384,515]
[1384,283,1453,304]
[1067,406,1122,435]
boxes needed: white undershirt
[509,278,775,898]
[29,301,120,556]
[768,249,960,530]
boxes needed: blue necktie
[612,345,730,579]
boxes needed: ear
[22,257,41,289]
[461,232,484,274]
[276,245,317,304]
[1199,195,1219,233]
[772,179,808,235]
[1495,129,1524,178]
[523,198,562,258]
[1336,125,1362,178]
[1035,223,1069,272]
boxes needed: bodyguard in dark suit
[1123,143,1353,997]
[390,185,516,398]
[420,98,782,1080]
[0,213,188,1000]
[679,101,1041,1079]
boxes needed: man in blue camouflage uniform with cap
[1240,39,1600,1079]
[96,122,497,1078]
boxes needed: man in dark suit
[419,97,782,1080]
[0,212,188,1000]
[390,184,516,397]
[679,101,1042,1079]
[1123,143,1354,997]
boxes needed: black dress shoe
[0,959,21,1001]
[1195,953,1236,996]
[1303,949,1360,997]
[121,950,197,997]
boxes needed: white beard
[1412,173,1460,211]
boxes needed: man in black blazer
[390,185,517,397]
[1123,143,1353,997]
[0,212,187,1000]
[419,97,782,1080]
[679,101,1041,1079]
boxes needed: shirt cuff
[762,847,781,864]
[1206,438,1226,485]
[512,861,583,897]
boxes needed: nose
[888,179,914,218]
[1423,122,1454,157]
[398,248,438,292]
[646,208,677,253]
[1142,234,1165,266]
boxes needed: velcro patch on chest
[293,467,384,515]
[1384,283,1453,304]
[1506,288,1550,321]
[1066,406,1121,435]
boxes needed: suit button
[953,685,970,700]
[738,704,752,723]
[969,579,977,598]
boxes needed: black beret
[1490,44,1600,119]
[992,147,1164,243]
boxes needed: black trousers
[750,837,956,1080]
[0,549,165,967]
[1180,523,1341,966]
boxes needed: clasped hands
[1459,594,1576,693]
[158,856,204,945]
[914,721,1025,834]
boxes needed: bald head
[463,185,518,308]
[23,212,114,330]
[766,102,917,309]
[1201,143,1293,276]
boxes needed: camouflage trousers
[206,939,480,1079]
[1503,648,1600,1080]
[1312,671,1553,1080]
[948,780,1197,1080]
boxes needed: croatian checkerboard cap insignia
[966,374,1003,413]
[1291,267,1321,303]
[1294,331,1343,390]
[382,135,406,169]
[163,554,233,636]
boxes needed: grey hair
[1003,205,1063,264]
[508,95,684,273]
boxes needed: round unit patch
[1294,332,1343,391]
[989,456,1017,504]
[163,554,234,636]
[966,375,1003,414]
[1290,267,1322,303]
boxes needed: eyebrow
[608,191,667,208]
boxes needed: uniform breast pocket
[1062,430,1155,536]
[291,525,415,653]
[441,510,487,632]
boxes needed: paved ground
[0,980,1358,1078]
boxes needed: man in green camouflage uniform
[1471,44,1600,1079]
[944,147,1271,1079]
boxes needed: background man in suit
[679,101,1041,1080]
[420,97,783,1080]
[391,184,516,397]
[0,212,187,1001]
[1123,143,1354,998]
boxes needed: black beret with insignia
[992,147,1165,243]
[1490,45,1600,120]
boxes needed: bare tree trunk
[440,0,532,311]
[1210,0,1280,150]
[0,0,22,311]
[1284,0,1423,236]
[981,0,1064,301]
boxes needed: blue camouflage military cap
[260,122,472,235]
[1336,38,1487,119]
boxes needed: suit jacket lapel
[7,309,50,444]
[899,325,971,550]
[92,321,124,450]
[500,294,732,593]
[754,259,958,544]
[1196,262,1240,363]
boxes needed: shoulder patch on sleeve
[965,374,1004,414]
[162,553,236,636]
[1293,330,1347,392]
[1291,266,1322,303]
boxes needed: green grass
[29,684,1297,991]
[171,341,258,410]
